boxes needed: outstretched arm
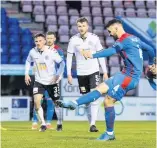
[141,41,155,65]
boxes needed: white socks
[107,131,114,135]
[55,106,63,125]
[37,107,46,125]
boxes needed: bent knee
[104,96,116,107]
[96,83,109,94]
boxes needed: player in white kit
[66,17,108,132]
[25,33,65,132]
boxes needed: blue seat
[1,44,9,55]
[1,14,8,24]
[21,36,33,45]
[9,45,21,55]
[9,35,20,45]
[21,56,27,64]
[9,55,21,64]
[9,26,20,34]
[1,24,7,34]
[21,45,32,56]
[1,8,6,15]
[22,28,32,36]
[8,18,19,27]
[1,34,8,45]
[1,55,8,64]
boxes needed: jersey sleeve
[52,50,63,64]
[26,50,33,63]
[140,41,155,65]
[67,38,75,54]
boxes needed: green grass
[1,121,156,148]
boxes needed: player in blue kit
[56,19,156,141]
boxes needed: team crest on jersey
[45,55,49,60]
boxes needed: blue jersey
[93,33,155,80]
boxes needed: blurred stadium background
[0,0,156,147]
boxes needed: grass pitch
[1,121,156,148]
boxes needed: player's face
[77,22,89,36]
[35,36,46,49]
[107,25,118,40]
[46,34,56,46]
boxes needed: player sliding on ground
[56,19,156,141]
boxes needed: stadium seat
[137,9,147,18]
[46,15,57,25]
[83,16,92,25]
[21,36,33,45]
[9,35,20,45]
[92,7,102,16]
[124,1,135,8]
[113,1,123,8]
[9,55,21,64]
[148,9,156,18]
[44,1,55,6]
[110,67,120,76]
[93,28,104,36]
[99,37,105,46]
[45,6,56,15]
[35,14,45,22]
[90,1,101,7]
[21,56,28,64]
[56,1,67,6]
[8,18,19,27]
[58,16,69,25]
[1,7,6,15]
[1,55,8,64]
[114,8,125,17]
[33,5,44,15]
[103,8,113,17]
[135,1,146,8]
[1,44,9,55]
[47,25,58,32]
[125,8,136,17]
[106,36,115,47]
[1,34,8,45]
[146,0,156,9]
[59,35,69,43]
[9,45,21,55]
[22,46,32,56]
[70,16,79,25]
[109,56,120,66]
[68,9,79,16]
[33,1,43,5]
[22,4,33,12]
[104,17,114,24]
[1,24,8,34]
[21,0,32,5]
[81,1,89,7]
[70,25,78,36]
[58,25,69,35]
[93,16,103,26]
[57,6,67,15]
[104,29,110,37]
[21,28,32,36]
[102,1,112,7]
[80,7,91,16]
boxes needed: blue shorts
[44,90,50,100]
[105,72,139,101]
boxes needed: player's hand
[25,74,31,85]
[83,50,93,59]
[68,75,73,85]
[103,73,108,80]
[56,75,62,83]
[51,76,57,84]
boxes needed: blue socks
[46,99,54,123]
[105,106,115,132]
[76,90,101,105]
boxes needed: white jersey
[25,46,63,85]
[67,32,107,75]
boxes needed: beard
[47,41,53,46]
[111,34,118,41]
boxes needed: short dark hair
[76,17,88,24]
[46,31,56,37]
[105,19,122,29]
[34,33,45,39]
